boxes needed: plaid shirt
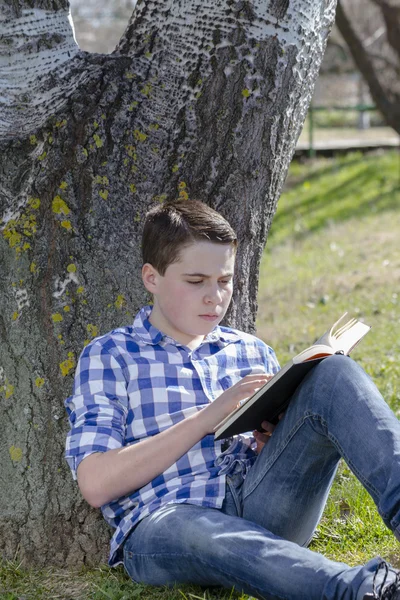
[64,306,280,566]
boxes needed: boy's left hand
[253,414,284,454]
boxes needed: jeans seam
[226,475,243,517]
[244,411,381,505]
[126,551,288,600]
[307,413,382,503]
[243,417,309,498]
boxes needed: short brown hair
[142,199,237,275]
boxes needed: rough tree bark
[336,0,400,134]
[0,0,336,566]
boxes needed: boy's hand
[253,421,275,454]
[203,374,272,434]
[253,413,285,454]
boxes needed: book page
[333,320,371,354]
[293,344,333,364]
[312,312,349,348]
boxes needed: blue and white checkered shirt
[65,306,280,566]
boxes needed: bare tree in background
[336,0,400,134]
[0,0,336,566]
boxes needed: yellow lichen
[12,311,19,321]
[35,377,45,388]
[95,175,109,185]
[61,220,72,231]
[37,151,47,161]
[67,263,77,273]
[59,181,68,190]
[76,286,84,294]
[129,184,137,193]
[242,88,251,98]
[125,145,136,158]
[5,381,14,399]
[93,134,103,148]
[29,135,37,145]
[63,305,70,312]
[86,323,99,338]
[55,119,67,128]
[134,130,148,143]
[29,198,41,210]
[51,313,63,323]
[9,446,23,462]
[153,194,168,203]
[99,190,109,200]
[115,295,126,309]
[140,83,152,97]
[52,196,70,216]
[59,352,75,377]
[30,262,37,273]
[178,181,189,200]
[3,224,22,248]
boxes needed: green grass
[257,149,400,567]
[2,150,400,598]
[0,560,246,600]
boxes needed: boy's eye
[187,280,203,285]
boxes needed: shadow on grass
[271,155,400,241]
[284,152,367,190]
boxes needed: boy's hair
[142,199,237,275]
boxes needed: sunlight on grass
[257,149,400,569]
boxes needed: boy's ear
[142,263,160,293]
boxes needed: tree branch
[370,0,400,60]
[0,2,91,137]
[336,0,400,133]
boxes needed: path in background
[296,126,399,153]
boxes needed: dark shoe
[363,561,400,599]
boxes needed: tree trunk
[0,0,336,567]
[336,0,400,135]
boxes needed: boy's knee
[314,353,361,381]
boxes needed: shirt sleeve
[260,340,281,375]
[64,340,129,480]
[233,337,281,448]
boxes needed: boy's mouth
[199,314,219,321]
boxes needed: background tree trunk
[336,0,400,135]
[0,0,337,566]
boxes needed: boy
[65,199,400,599]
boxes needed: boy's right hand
[201,374,272,434]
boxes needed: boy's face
[142,240,235,348]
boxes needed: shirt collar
[133,305,241,348]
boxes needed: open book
[214,313,371,441]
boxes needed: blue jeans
[123,355,400,599]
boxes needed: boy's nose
[204,286,222,304]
